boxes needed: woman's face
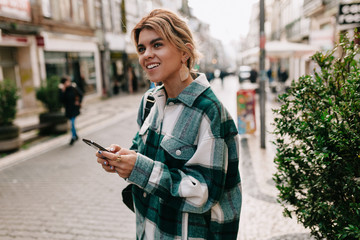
[137,28,183,84]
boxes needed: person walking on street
[95,9,242,239]
[128,66,138,93]
[250,68,258,83]
[59,76,83,145]
[278,66,289,92]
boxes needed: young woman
[96,9,242,239]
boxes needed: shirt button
[169,102,174,106]
[176,150,181,156]
[143,192,147,198]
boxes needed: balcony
[303,0,324,17]
[285,18,311,41]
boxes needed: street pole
[259,0,266,148]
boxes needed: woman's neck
[163,76,193,99]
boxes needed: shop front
[110,51,127,95]
[44,51,96,94]
[0,34,40,110]
[127,53,146,90]
[41,32,101,96]
[109,51,144,95]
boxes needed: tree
[273,32,360,239]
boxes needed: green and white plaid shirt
[128,73,242,239]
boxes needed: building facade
[0,0,102,113]
[0,0,226,115]
[239,0,359,86]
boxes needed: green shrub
[36,76,62,112]
[0,79,19,126]
[273,32,360,239]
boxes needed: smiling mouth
[146,63,160,69]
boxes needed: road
[0,76,314,240]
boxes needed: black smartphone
[82,138,109,152]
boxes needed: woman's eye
[137,47,145,53]
[154,43,162,48]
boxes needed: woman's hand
[96,144,137,179]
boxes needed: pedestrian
[113,79,120,95]
[278,67,288,83]
[149,81,156,89]
[149,81,162,89]
[250,68,258,83]
[278,66,289,92]
[267,68,274,83]
[59,75,83,145]
[128,66,138,93]
[95,9,242,239]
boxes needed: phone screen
[82,138,109,152]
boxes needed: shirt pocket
[160,135,196,162]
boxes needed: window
[103,0,112,31]
[42,0,52,18]
[113,0,121,32]
[121,0,126,33]
[74,0,86,24]
[59,0,72,21]
[95,0,102,28]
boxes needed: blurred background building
[0,0,224,115]
[238,0,359,88]
[1,0,360,114]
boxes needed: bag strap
[143,93,155,122]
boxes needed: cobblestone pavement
[0,93,142,240]
[0,76,315,239]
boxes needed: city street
[0,76,314,240]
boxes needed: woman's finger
[102,163,116,173]
[109,144,121,153]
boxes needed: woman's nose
[143,48,154,58]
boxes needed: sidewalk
[211,77,314,239]
[0,92,144,171]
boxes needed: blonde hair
[131,9,200,72]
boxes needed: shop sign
[0,0,31,21]
[36,35,45,47]
[1,34,28,46]
[338,3,360,25]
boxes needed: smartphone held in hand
[82,138,109,152]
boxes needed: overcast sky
[188,0,259,44]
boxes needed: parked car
[238,66,251,83]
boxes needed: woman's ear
[182,43,193,63]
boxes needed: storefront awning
[241,41,319,59]
[266,40,319,58]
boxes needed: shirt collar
[177,73,210,107]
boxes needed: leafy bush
[0,79,19,126]
[273,32,360,239]
[36,76,62,112]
